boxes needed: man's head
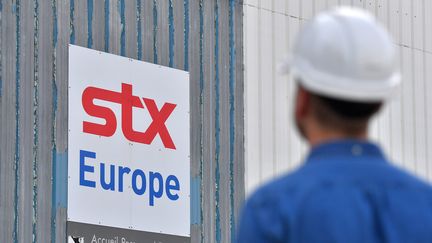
[279,7,400,145]
[294,84,382,145]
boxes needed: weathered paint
[168,0,173,67]
[152,0,158,63]
[13,1,21,243]
[104,0,109,52]
[184,0,189,70]
[32,1,40,241]
[119,0,125,56]
[0,1,244,243]
[136,0,142,60]
[70,0,75,44]
[214,0,221,242]
[0,1,3,97]
[190,176,201,225]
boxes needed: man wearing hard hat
[237,7,432,243]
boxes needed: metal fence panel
[0,1,244,242]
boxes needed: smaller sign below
[67,221,190,243]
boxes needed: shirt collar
[306,139,387,163]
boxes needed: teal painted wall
[0,0,244,242]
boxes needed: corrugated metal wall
[0,0,244,242]
[244,0,432,195]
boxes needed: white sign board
[68,45,190,237]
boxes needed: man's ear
[295,85,311,120]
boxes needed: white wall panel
[425,1,432,53]
[365,0,376,16]
[274,11,290,174]
[302,0,314,19]
[327,0,339,8]
[244,0,432,194]
[339,0,353,6]
[352,0,365,8]
[260,0,273,11]
[413,50,427,178]
[314,1,327,13]
[426,53,432,178]
[401,0,412,47]
[244,5,261,193]
[259,8,276,182]
[376,0,388,25]
[288,0,301,19]
[274,0,287,14]
[412,0,424,50]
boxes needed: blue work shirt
[237,140,432,243]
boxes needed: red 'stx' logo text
[82,83,177,149]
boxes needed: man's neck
[307,127,368,147]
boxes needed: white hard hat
[280,7,401,102]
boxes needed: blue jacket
[237,140,432,243]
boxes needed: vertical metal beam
[188,0,203,241]
[124,0,137,59]
[202,0,216,241]
[0,0,17,241]
[141,0,154,63]
[156,0,169,66]
[232,1,245,241]
[173,0,184,70]
[108,0,120,55]
[37,0,54,242]
[17,0,35,241]
[93,0,105,52]
[54,0,70,241]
